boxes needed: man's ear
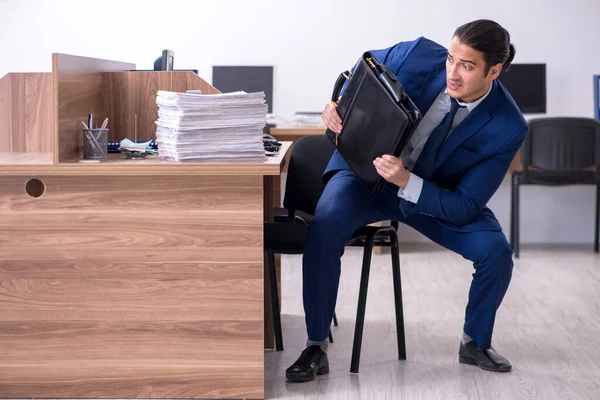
[490,63,502,80]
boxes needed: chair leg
[390,232,406,361]
[595,183,599,253]
[350,233,375,374]
[511,174,520,258]
[328,311,338,342]
[268,252,284,351]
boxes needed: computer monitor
[497,63,546,113]
[212,66,274,113]
[154,49,174,71]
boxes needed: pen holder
[83,128,108,160]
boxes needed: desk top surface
[269,126,325,136]
[0,142,291,176]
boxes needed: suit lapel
[434,108,492,170]
[433,80,501,170]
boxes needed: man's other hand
[322,101,342,133]
[373,155,411,189]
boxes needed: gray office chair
[511,117,600,257]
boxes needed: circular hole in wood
[25,178,46,198]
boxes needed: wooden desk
[0,51,292,399]
[270,126,326,142]
[0,144,290,400]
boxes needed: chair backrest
[522,117,600,172]
[283,135,336,216]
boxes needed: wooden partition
[53,54,136,163]
[0,73,53,154]
[53,53,222,162]
[103,71,220,142]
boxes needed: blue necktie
[413,98,465,179]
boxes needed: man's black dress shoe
[459,340,512,372]
[285,345,329,382]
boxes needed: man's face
[446,36,501,103]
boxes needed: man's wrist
[397,172,423,204]
[397,170,411,189]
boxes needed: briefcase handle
[330,57,406,104]
[331,71,351,102]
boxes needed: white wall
[1,0,600,244]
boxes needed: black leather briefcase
[325,52,422,192]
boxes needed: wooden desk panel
[0,73,53,153]
[132,72,172,141]
[0,144,290,176]
[0,74,9,146]
[0,145,291,399]
[104,72,134,141]
[0,174,264,399]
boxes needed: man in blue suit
[286,19,528,382]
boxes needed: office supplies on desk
[118,138,157,158]
[263,133,281,156]
[82,127,108,160]
[108,139,158,153]
[325,52,422,192]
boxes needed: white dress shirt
[397,84,493,203]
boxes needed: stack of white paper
[155,90,268,162]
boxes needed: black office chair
[511,117,600,258]
[265,134,406,373]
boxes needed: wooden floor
[265,244,600,400]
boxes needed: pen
[88,114,93,130]
[85,132,98,150]
[101,118,109,130]
[82,121,89,130]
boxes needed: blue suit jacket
[324,37,528,233]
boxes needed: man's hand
[322,101,342,133]
[373,155,411,189]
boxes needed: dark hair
[453,19,515,75]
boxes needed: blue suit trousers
[302,169,513,350]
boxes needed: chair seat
[264,222,308,254]
[274,207,313,224]
[266,214,397,254]
[514,170,596,186]
[347,225,397,247]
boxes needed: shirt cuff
[397,173,423,204]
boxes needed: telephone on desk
[263,133,281,156]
